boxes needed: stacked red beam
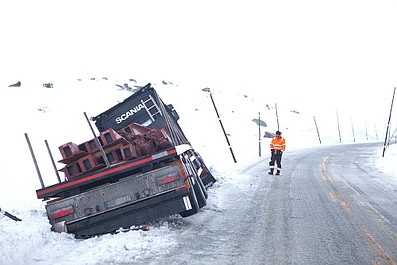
[58,123,172,180]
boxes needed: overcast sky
[1,0,396,122]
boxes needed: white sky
[0,3,396,263]
[1,0,397,120]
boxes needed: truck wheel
[179,179,200,217]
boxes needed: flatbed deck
[36,147,179,200]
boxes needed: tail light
[156,172,179,185]
[50,206,74,220]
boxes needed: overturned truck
[32,83,216,238]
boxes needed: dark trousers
[269,150,282,172]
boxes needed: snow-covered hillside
[0,77,395,265]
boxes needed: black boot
[275,170,280,175]
[268,169,274,175]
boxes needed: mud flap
[179,178,200,217]
[193,177,207,208]
[200,168,217,187]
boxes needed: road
[147,142,397,265]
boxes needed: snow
[0,77,395,265]
[374,143,397,176]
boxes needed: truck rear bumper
[63,188,192,238]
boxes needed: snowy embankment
[0,77,395,265]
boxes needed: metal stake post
[24,133,45,188]
[84,112,111,167]
[45,140,62,183]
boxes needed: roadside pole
[336,110,342,143]
[258,112,261,157]
[375,123,378,140]
[383,87,396,157]
[313,116,322,144]
[208,92,237,163]
[275,103,280,131]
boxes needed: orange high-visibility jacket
[270,137,286,152]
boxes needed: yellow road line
[328,192,352,213]
[328,192,337,204]
[321,156,329,171]
[323,175,332,182]
[337,193,352,213]
[365,229,397,265]
[322,156,333,182]
[322,156,351,213]
[322,155,395,265]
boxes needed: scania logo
[115,104,144,124]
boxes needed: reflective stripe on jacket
[270,137,286,151]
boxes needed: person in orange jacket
[268,130,286,175]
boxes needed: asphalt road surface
[147,142,397,265]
